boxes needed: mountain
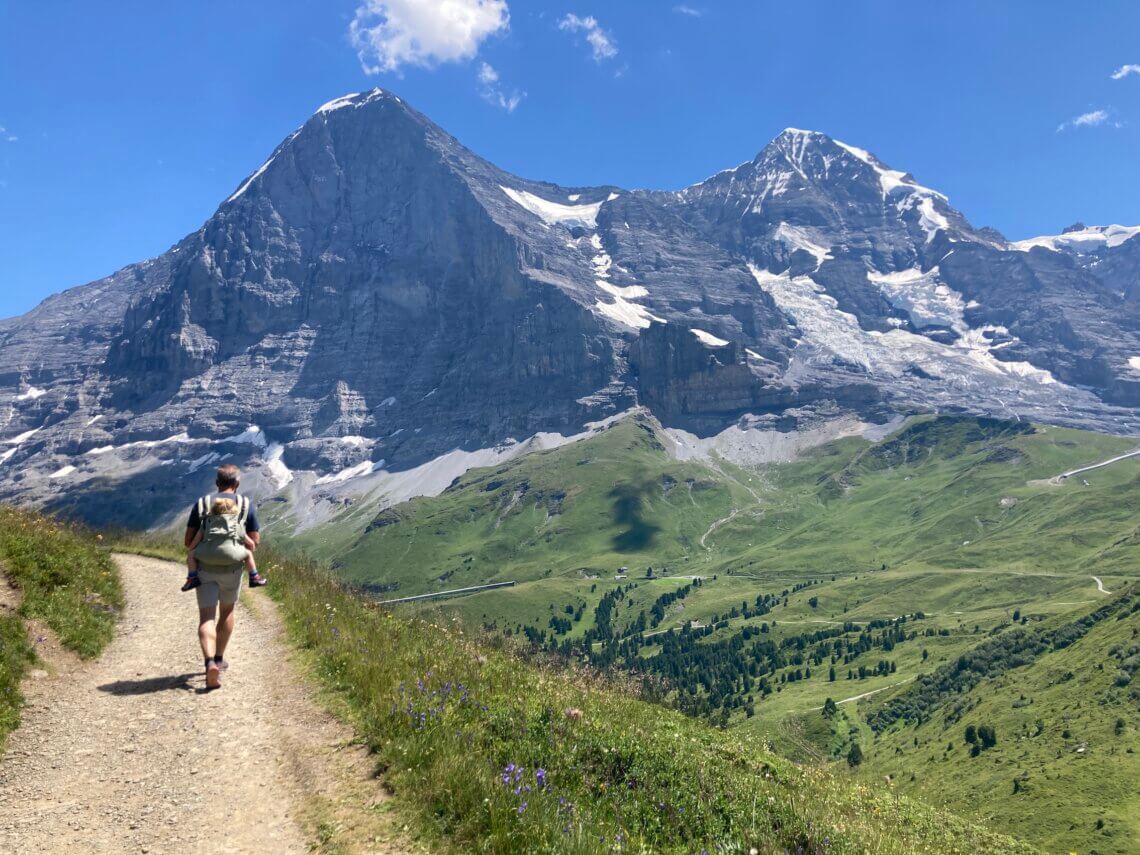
[1,87,1138,526]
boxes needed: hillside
[290,412,1140,851]
[261,544,1036,853]
[858,587,1140,854]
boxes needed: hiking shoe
[249,573,268,588]
[181,575,201,592]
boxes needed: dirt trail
[0,554,405,854]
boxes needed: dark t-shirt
[186,492,260,534]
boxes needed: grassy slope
[0,506,123,748]
[301,413,1140,852]
[858,588,1140,855]
[333,413,752,594]
[263,548,1033,854]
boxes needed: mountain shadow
[608,482,661,552]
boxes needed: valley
[277,412,1140,853]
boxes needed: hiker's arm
[184,527,198,549]
[248,531,261,550]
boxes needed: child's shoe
[181,572,201,592]
[249,571,268,588]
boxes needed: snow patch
[15,386,46,401]
[316,88,386,115]
[4,428,40,445]
[339,435,373,447]
[85,415,103,427]
[866,266,966,333]
[1012,224,1140,253]
[220,425,268,447]
[500,186,605,229]
[690,328,730,347]
[1129,356,1140,371]
[748,265,1057,387]
[595,299,661,330]
[0,448,16,464]
[315,459,378,485]
[186,452,221,474]
[379,396,396,407]
[49,465,76,479]
[833,139,948,201]
[263,443,293,488]
[226,131,301,203]
[594,280,660,330]
[84,432,192,455]
[774,223,832,268]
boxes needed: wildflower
[536,768,547,789]
[516,801,527,815]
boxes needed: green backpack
[193,494,250,567]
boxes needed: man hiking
[184,463,265,689]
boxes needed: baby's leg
[243,550,257,573]
[181,553,202,592]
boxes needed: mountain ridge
[2,86,1139,527]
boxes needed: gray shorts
[196,565,244,610]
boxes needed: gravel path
[0,553,403,854]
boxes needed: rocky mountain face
[1,88,1138,527]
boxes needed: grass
[0,505,123,749]
[858,587,1140,855]
[277,412,1140,852]
[0,506,123,659]
[262,547,1034,854]
[0,611,34,749]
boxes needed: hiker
[184,495,261,583]
[183,463,266,689]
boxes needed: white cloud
[558,13,618,62]
[477,61,499,85]
[477,61,524,112]
[349,0,510,74]
[673,4,702,16]
[1111,63,1140,80]
[1057,109,1121,132]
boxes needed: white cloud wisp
[1057,109,1118,132]
[477,61,524,112]
[1110,64,1140,80]
[558,13,618,62]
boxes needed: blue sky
[1,1,1138,319]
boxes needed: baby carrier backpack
[194,494,250,567]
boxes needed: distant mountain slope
[1,87,1138,527]
[859,586,1140,855]
[313,412,1140,598]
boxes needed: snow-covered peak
[316,88,394,115]
[1012,224,1140,253]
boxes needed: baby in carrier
[181,496,264,592]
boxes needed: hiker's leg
[198,606,218,660]
[216,602,236,660]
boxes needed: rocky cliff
[1,89,1137,527]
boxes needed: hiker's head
[215,464,241,491]
[210,497,238,516]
